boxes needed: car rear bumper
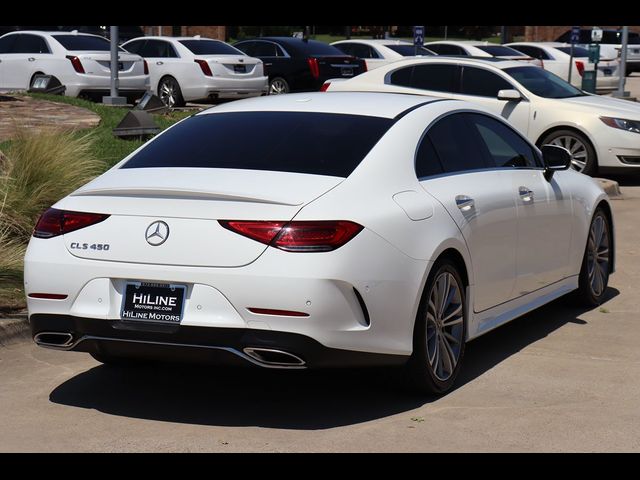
[182,76,269,101]
[63,74,150,98]
[30,314,409,369]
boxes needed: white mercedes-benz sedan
[25,92,614,394]
[122,36,268,107]
[0,30,149,101]
[324,57,640,176]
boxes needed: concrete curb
[0,315,30,346]
[595,178,623,199]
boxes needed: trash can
[581,70,596,93]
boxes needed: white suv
[0,30,149,101]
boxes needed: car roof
[2,30,103,37]
[425,40,490,46]
[381,56,525,69]
[123,36,221,42]
[197,92,448,119]
[334,39,412,45]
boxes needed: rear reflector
[247,307,309,317]
[320,82,331,92]
[575,60,585,77]
[143,59,149,75]
[307,58,320,79]
[194,59,213,76]
[219,220,363,252]
[33,208,110,239]
[28,293,68,300]
[66,55,85,74]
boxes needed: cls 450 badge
[70,242,110,251]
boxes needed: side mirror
[541,144,571,180]
[497,89,522,102]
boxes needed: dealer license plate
[120,281,186,324]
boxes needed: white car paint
[0,30,149,98]
[506,42,620,91]
[424,40,542,66]
[325,57,640,173]
[122,36,268,105]
[26,92,612,392]
[331,39,435,70]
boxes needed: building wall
[140,26,226,40]
[525,26,640,42]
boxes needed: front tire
[405,259,467,394]
[540,129,597,176]
[575,208,612,306]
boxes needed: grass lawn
[7,93,193,168]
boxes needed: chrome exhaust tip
[34,332,74,348]
[243,347,306,367]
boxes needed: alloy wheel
[548,135,588,172]
[159,80,177,107]
[269,79,288,95]
[587,214,610,297]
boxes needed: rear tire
[158,76,185,107]
[575,208,612,306]
[404,259,467,394]
[268,77,290,95]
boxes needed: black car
[233,37,365,94]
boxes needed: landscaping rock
[595,178,623,199]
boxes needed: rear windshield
[179,39,242,55]
[302,40,347,56]
[386,45,435,56]
[476,45,526,57]
[121,112,393,177]
[52,34,123,51]
[556,46,590,56]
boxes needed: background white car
[0,30,149,101]
[122,36,268,107]
[331,39,435,70]
[25,92,613,394]
[506,42,620,92]
[324,57,640,175]
[424,40,542,66]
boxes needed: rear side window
[460,66,513,97]
[141,40,178,58]
[12,34,50,54]
[475,45,525,57]
[556,46,590,57]
[252,42,280,57]
[466,113,539,168]
[301,41,346,56]
[53,34,117,51]
[123,40,144,54]
[389,66,414,87]
[179,40,242,55]
[510,45,552,60]
[427,44,466,55]
[415,134,444,178]
[122,112,394,178]
[385,45,435,56]
[426,113,491,173]
[411,64,458,92]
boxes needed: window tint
[466,113,538,168]
[510,45,552,60]
[122,112,393,178]
[427,44,466,55]
[179,40,242,55]
[252,42,279,57]
[504,66,584,99]
[0,34,17,54]
[53,34,120,51]
[233,41,254,55]
[123,40,144,54]
[556,46,590,57]
[426,113,490,173]
[415,134,444,178]
[476,45,525,57]
[333,43,355,56]
[411,64,458,92]
[460,66,512,97]
[300,40,345,56]
[12,34,50,53]
[389,66,413,86]
[340,43,379,59]
[141,40,178,58]
[385,45,435,56]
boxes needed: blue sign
[413,26,425,46]
[570,26,580,44]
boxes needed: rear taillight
[320,81,331,92]
[362,59,368,72]
[307,57,320,79]
[66,55,85,74]
[33,208,109,239]
[143,59,149,75]
[575,60,585,77]
[261,61,268,75]
[219,220,363,252]
[194,59,213,77]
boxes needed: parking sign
[413,26,424,46]
[570,26,580,44]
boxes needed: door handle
[156,61,164,65]
[455,195,475,211]
[28,57,36,62]
[519,186,534,202]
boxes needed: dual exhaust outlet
[33,331,306,368]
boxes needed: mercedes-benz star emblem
[145,221,169,246]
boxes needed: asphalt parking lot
[1,180,639,452]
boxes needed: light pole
[102,26,126,105]
[613,26,630,99]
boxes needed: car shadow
[49,288,619,430]
[606,173,640,187]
